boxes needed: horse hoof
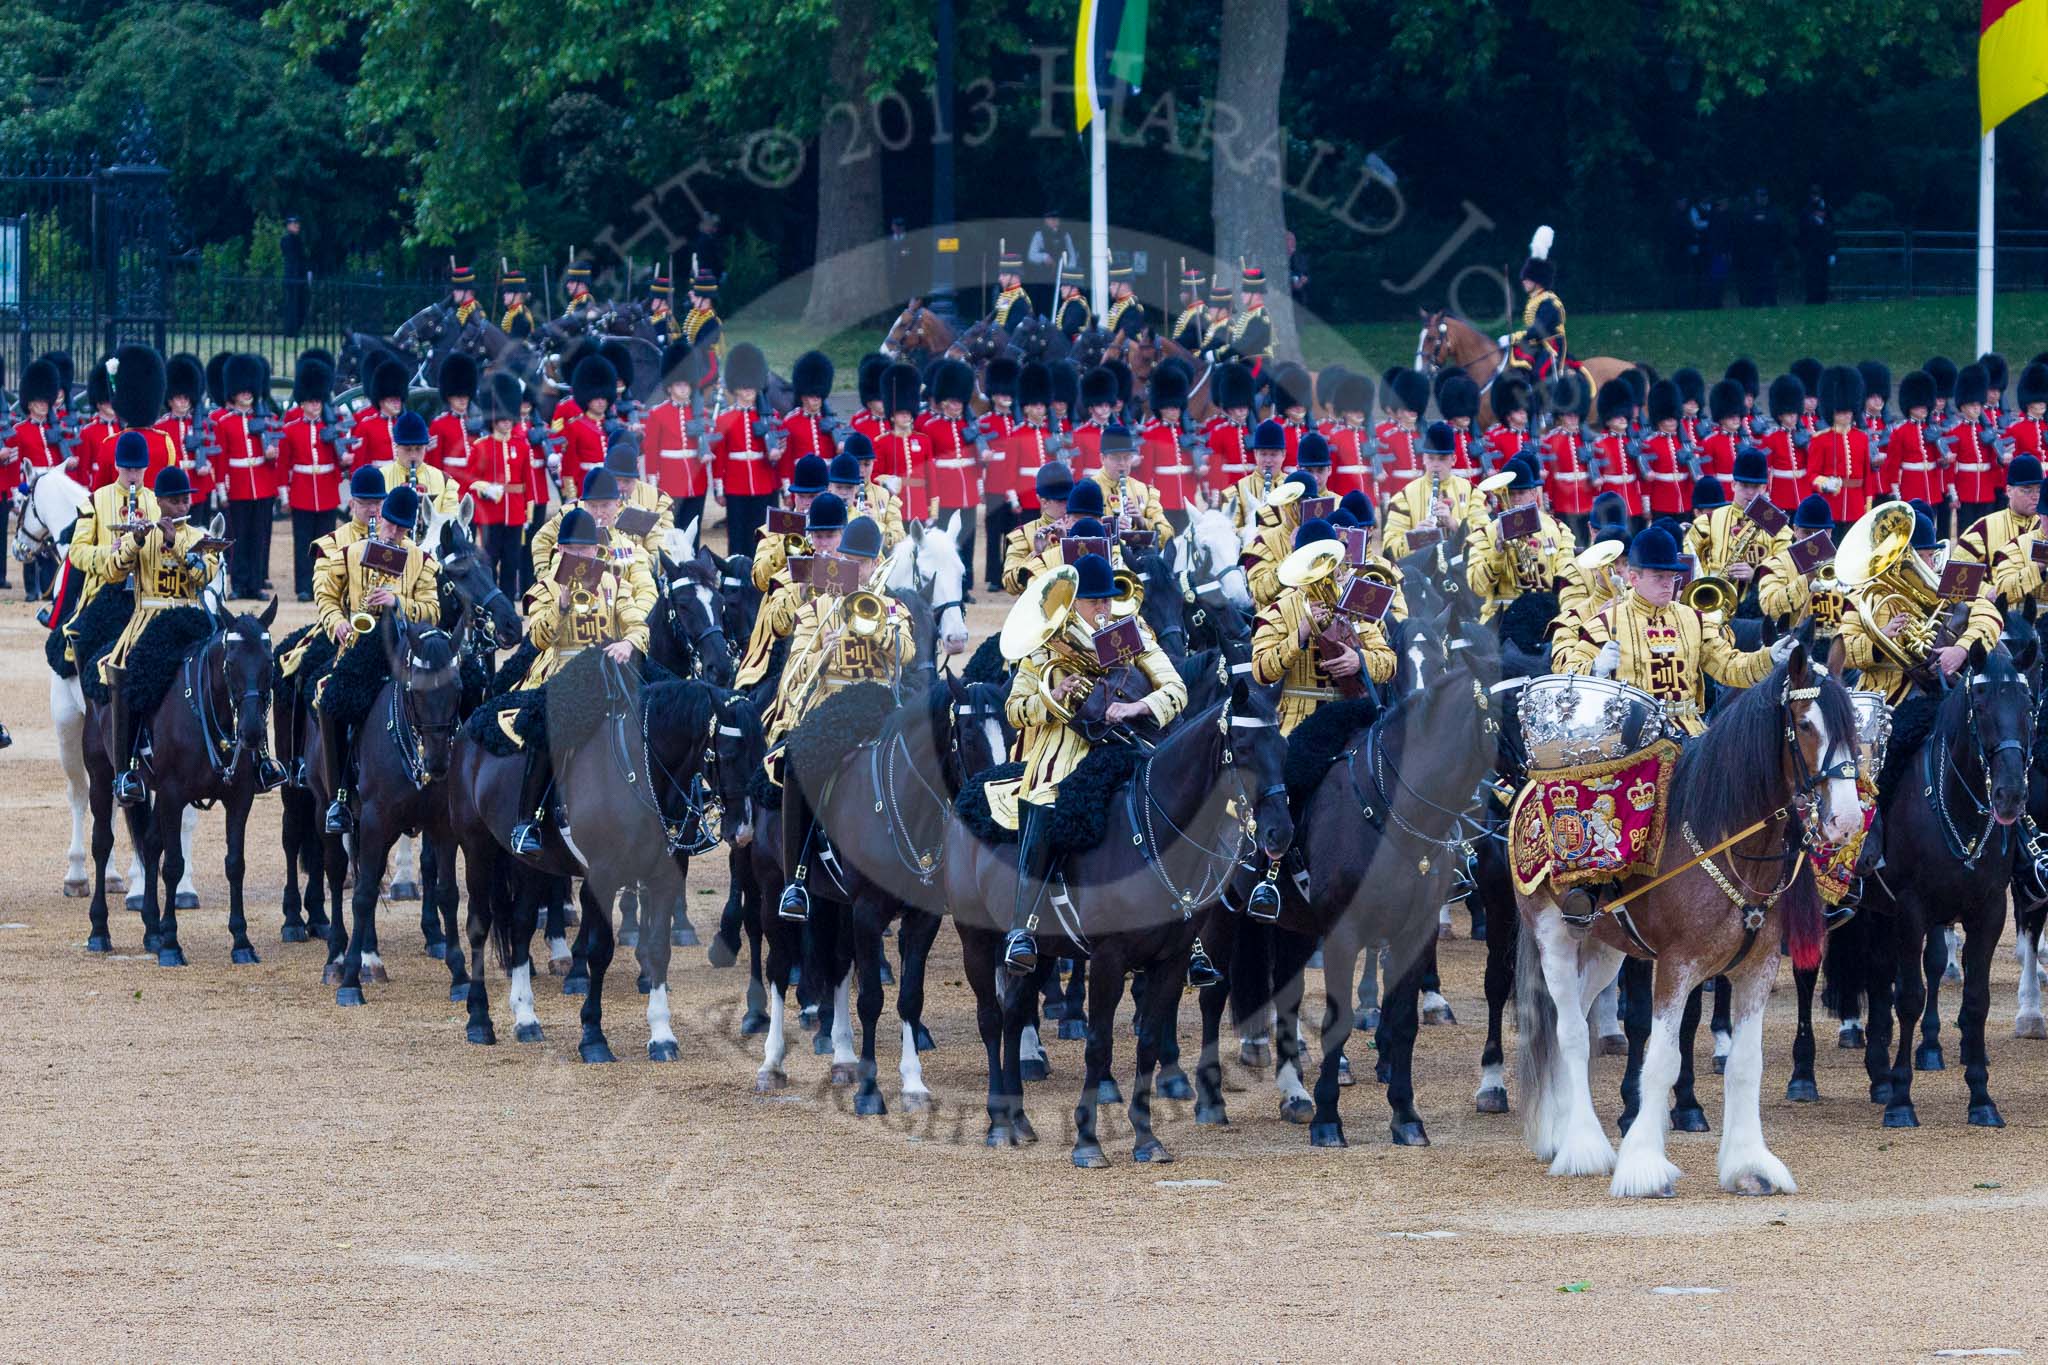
[1915,1044,1945,1072]
[562,907,580,928]
[465,1023,496,1046]
[1969,1102,2006,1128]
[854,1086,886,1117]
[156,947,186,968]
[1071,1144,1109,1170]
[1470,918,1488,941]
[2015,1014,2048,1040]
[1309,1121,1347,1148]
[1158,1070,1194,1101]
[366,963,390,985]
[799,1004,818,1028]
[1279,1095,1314,1125]
[1020,1057,1049,1082]
[1869,1081,1893,1105]
[671,923,698,948]
[1711,1055,1727,1076]
[1786,1078,1821,1103]
[515,1022,544,1044]
[280,925,309,944]
[578,1037,617,1064]
[1599,1033,1629,1057]
[1943,961,1963,985]
[1013,1114,1039,1145]
[706,935,738,968]
[231,947,259,966]
[901,1091,932,1113]
[320,962,342,986]
[63,878,89,899]
[1058,1019,1089,1042]
[1390,1119,1431,1147]
[1042,998,1067,1021]
[1239,1040,1270,1067]
[755,1069,788,1092]
[880,961,896,987]
[1475,1087,1509,1114]
[913,1023,935,1053]
[619,929,641,950]
[813,1034,833,1056]
[648,1040,680,1063]
[424,939,447,960]
[1839,1023,1866,1049]
[830,1062,860,1086]
[1422,1003,1456,1026]
[1669,1106,1710,1133]
[1375,1057,1394,1086]
[1355,1008,1380,1033]
[1133,1139,1172,1164]
[1195,1101,1229,1126]
[389,880,420,901]
[740,1009,770,1037]
[636,973,652,996]
[448,983,468,1004]
[84,933,112,954]
[143,930,162,952]
[561,974,588,998]
[1729,1172,1780,1197]
[1337,1055,1355,1087]
[985,1124,1013,1149]
[174,892,199,911]
[546,956,569,977]
[1097,1079,1122,1105]
[335,986,365,1007]
[1882,1103,1919,1128]
[306,919,331,940]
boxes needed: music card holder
[1337,575,1396,624]
[614,506,661,538]
[1061,536,1111,565]
[190,536,233,555]
[768,507,807,536]
[1118,529,1159,552]
[786,555,816,586]
[1742,496,1789,535]
[1496,504,1541,541]
[555,552,609,594]
[360,539,410,578]
[1941,558,1989,600]
[1787,531,1836,576]
[1674,551,1697,590]
[1298,495,1337,523]
[1092,616,1146,669]
[1403,523,1444,551]
[1341,526,1371,566]
[2031,536,2048,569]
[808,554,867,598]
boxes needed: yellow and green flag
[1982,0,2048,133]
[1075,0,1149,132]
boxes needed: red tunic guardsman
[1591,379,1643,521]
[1140,363,1200,521]
[1483,376,1537,479]
[279,353,343,600]
[466,373,533,595]
[1437,372,1482,475]
[871,360,930,514]
[850,354,888,448]
[1806,365,1874,525]
[558,353,616,501]
[1541,373,1596,526]
[2010,361,2048,462]
[1202,361,1257,502]
[917,358,981,523]
[709,343,780,555]
[350,359,408,475]
[1005,360,1057,522]
[774,351,839,484]
[1322,371,1377,500]
[1640,380,1692,518]
[430,353,479,484]
[1946,361,2000,525]
[1886,370,1944,506]
[1069,364,1120,475]
[645,343,710,505]
[1376,368,1433,498]
[1697,377,1747,481]
[1762,372,1809,509]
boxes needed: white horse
[885,511,971,657]
[1170,504,1253,614]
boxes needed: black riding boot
[1005,803,1060,976]
[510,747,555,858]
[107,664,145,808]
[320,706,354,834]
[778,777,814,922]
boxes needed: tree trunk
[1211,0,1297,361]
[801,0,886,331]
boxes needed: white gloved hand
[1593,640,1621,677]
[1770,634,1796,664]
[1496,334,1510,348]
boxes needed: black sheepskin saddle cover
[1497,590,1557,655]
[952,743,1142,851]
[102,607,215,715]
[318,634,394,731]
[462,647,673,758]
[962,633,1012,686]
[788,682,898,796]
[58,586,135,686]
[1281,697,1379,812]
[1876,693,1940,812]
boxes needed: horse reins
[183,631,273,786]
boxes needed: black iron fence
[1831,230,2048,300]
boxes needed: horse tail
[1515,909,1559,1151]
[487,852,520,973]
[1782,863,1826,975]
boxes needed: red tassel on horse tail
[1783,872,1825,974]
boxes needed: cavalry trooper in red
[1946,362,2001,534]
[772,351,839,485]
[1071,366,1120,474]
[1202,362,1257,506]
[279,353,343,601]
[2011,362,2048,462]
[1762,372,1809,510]
[919,357,982,566]
[1591,379,1644,530]
[1698,377,1747,480]
[1886,370,1947,514]
[872,361,930,516]
[990,245,1033,329]
[710,342,777,556]
[1639,379,1692,521]
[1483,376,1537,475]
[351,360,409,474]
[980,357,1024,591]
[850,354,889,446]
[429,353,478,484]
[212,353,276,600]
[1323,371,1376,501]
[1541,373,1596,539]
[644,342,712,540]
[498,265,537,339]
[1139,362,1200,532]
[1376,368,1431,497]
[1809,365,1875,533]
[558,353,616,502]
[466,373,535,597]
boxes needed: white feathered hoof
[1547,1122,1617,1178]
[1720,1152,1797,1197]
[1610,1151,1683,1199]
[2015,1012,2048,1040]
[755,1068,788,1092]
[63,878,89,898]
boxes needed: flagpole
[1977,127,1996,358]
[1090,111,1109,318]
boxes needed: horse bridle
[1926,671,2030,867]
[1131,694,1287,914]
[186,630,273,783]
[665,573,730,678]
[391,624,459,788]
[600,656,728,855]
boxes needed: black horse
[84,600,280,965]
[1858,645,2030,1128]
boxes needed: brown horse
[882,302,957,363]
[1414,309,1635,426]
[1513,647,1863,1198]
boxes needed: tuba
[1111,567,1144,616]
[1834,501,1942,668]
[1679,574,1739,624]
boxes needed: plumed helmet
[792,350,834,399]
[437,352,479,402]
[109,345,167,428]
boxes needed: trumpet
[1111,567,1143,617]
[840,589,887,637]
[1680,574,1740,624]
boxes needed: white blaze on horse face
[1809,705,1861,843]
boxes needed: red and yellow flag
[1982,0,2048,133]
